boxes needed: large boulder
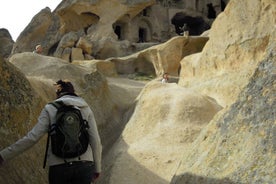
[0,29,14,58]
[73,60,118,77]
[0,55,46,184]
[12,7,61,55]
[171,0,276,183]
[172,45,276,184]
[110,36,208,77]
[98,81,222,184]
[178,0,275,107]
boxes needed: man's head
[54,79,76,98]
[35,44,43,54]
[163,73,169,79]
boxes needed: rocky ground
[0,1,275,183]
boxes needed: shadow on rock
[171,173,242,184]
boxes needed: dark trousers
[49,161,94,184]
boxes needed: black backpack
[43,101,89,168]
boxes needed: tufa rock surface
[171,45,276,184]
[0,0,275,183]
[10,0,223,60]
[0,55,46,184]
[110,36,208,77]
[98,81,222,184]
[8,52,144,153]
[179,0,276,107]
[12,7,61,55]
[0,29,14,58]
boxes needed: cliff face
[0,29,14,58]
[98,82,222,184]
[0,52,138,184]
[0,56,46,184]
[172,44,276,184]
[179,0,276,107]
[0,0,275,183]
[11,0,220,60]
[12,0,156,59]
[172,0,276,183]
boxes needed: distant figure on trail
[180,23,189,37]
[161,73,169,83]
[221,0,226,11]
[0,79,102,184]
[207,3,217,19]
[33,44,43,54]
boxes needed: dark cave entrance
[114,25,122,40]
[138,28,147,42]
[171,12,210,36]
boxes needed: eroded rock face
[2,1,274,184]
[178,0,276,107]
[98,81,222,184]
[0,56,46,184]
[172,47,276,184]
[54,0,155,40]
[171,0,276,183]
[12,0,156,60]
[12,7,61,55]
[11,0,225,61]
[110,36,208,77]
[8,52,131,151]
[0,29,14,58]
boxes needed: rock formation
[97,0,276,183]
[173,0,276,183]
[0,55,47,184]
[8,52,145,152]
[12,7,61,55]
[0,29,14,58]
[172,45,276,184]
[179,0,276,107]
[1,0,275,184]
[12,0,157,60]
[0,52,147,183]
[10,0,224,61]
[99,81,222,184]
[110,36,208,77]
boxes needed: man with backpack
[0,79,102,184]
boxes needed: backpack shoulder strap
[48,101,65,109]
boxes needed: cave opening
[171,12,210,36]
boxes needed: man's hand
[92,172,100,182]
[0,154,4,166]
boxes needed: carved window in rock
[113,23,127,40]
[114,25,122,40]
[137,19,152,43]
[138,28,147,43]
[142,9,148,17]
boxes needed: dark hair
[163,73,168,77]
[55,80,77,98]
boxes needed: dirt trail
[107,77,148,108]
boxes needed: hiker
[207,3,216,19]
[33,44,43,54]
[180,23,189,37]
[161,73,169,83]
[0,79,102,184]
